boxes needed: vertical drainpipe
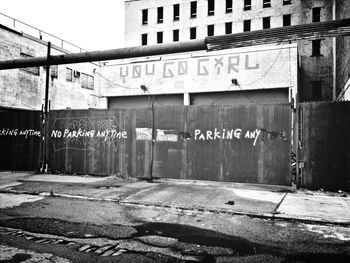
[150,95,155,180]
[333,0,337,101]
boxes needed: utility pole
[41,42,51,173]
[149,95,155,180]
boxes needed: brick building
[0,15,106,110]
[335,0,350,100]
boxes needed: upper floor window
[207,24,215,36]
[225,22,232,34]
[173,4,180,21]
[208,0,215,16]
[312,39,321,57]
[312,7,321,22]
[263,16,271,29]
[283,0,291,5]
[226,0,233,13]
[283,14,291,26]
[244,0,252,11]
[190,1,197,18]
[244,19,251,32]
[20,53,40,76]
[157,7,163,23]
[157,31,163,44]
[173,29,179,42]
[81,73,94,90]
[190,27,197,40]
[141,34,148,46]
[66,68,73,81]
[263,0,271,8]
[142,9,148,25]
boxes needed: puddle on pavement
[134,222,273,256]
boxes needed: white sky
[0,0,125,51]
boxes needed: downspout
[333,0,337,101]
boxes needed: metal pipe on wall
[0,40,207,70]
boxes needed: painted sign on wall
[49,116,127,151]
[103,44,298,96]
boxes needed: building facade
[123,0,349,103]
[335,0,350,100]
[0,16,106,110]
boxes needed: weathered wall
[102,44,297,102]
[298,0,334,101]
[336,0,350,100]
[46,104,292,186]
[124,0,335,102]
[301,101,350,190]
[0,108,41,171]
[0,25,106,110]
[125,0,302,46]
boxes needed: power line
[94,72,139,90]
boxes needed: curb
[2,189,350,227]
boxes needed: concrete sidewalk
[0,172,349,225]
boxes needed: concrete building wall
[335,0,350,100]
[125,0,302,47]
[124,0,336,102]
[101,43,298,107]
[0,25,106,110]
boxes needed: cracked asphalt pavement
[0,193,350,262]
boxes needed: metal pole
[295,93,301,188]
[45,42,51,117]
[149,95,155,180]
[41,42,51,173]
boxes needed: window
[312,7,321,22]
[263,17,271,29]
[157,7,163,23]
[243,19,251,32]
[226,0,233,13]
[190,27,196,39]
[66,68,73,81]
[142,34,147,46]
[283,0,291,5]
[20,53,40,76]
[283,14,291,26]
[312,81,322,100]
[207,24,214,36]
[157,31,163,44]
[81,73,94,90]
[244,0,251,11]
[190,1,197,18]
[142,9,148,25]
[208,0,215,16]
[225,22,232,34]
[263,0,271,8]
[173,4,180,21]
[173,29,179,42]
[312,39,321,56]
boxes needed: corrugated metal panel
[301,101,350,190]
[185,104,291,185]
[0,109,41,171]
[46,104,292,185]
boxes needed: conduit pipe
[0,40,207,70]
